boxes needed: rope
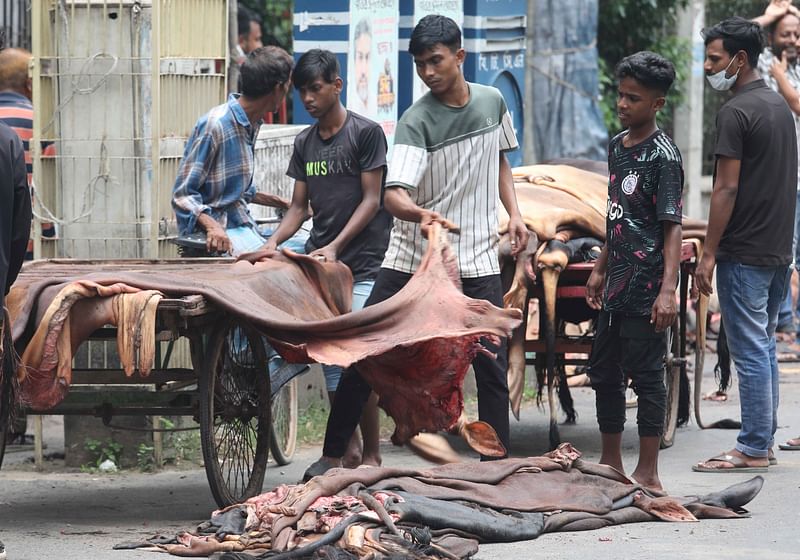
[30,137,117,226]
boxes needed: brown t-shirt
[714,79,797,266]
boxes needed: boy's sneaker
[0,539,7,560]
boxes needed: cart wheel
[661,324,681,449]
[270,377,298,465]
[199,321,270,507]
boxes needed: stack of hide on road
[114,444,763,559]
[4,225,519,456]
[498,163,710,448]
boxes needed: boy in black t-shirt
[585,51,683,494]
[264,49,391,468]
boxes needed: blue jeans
[227,224,268,256]
[322,280,375,392]
[778,191,800,329]
[716,261,791,457]
[794,189,800,269]
[258,224,311,254]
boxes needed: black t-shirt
[287,111,392,282]
[714,79,798,266]
[604,129,683,316]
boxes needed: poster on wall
[348,0,399,146]
[412,0,463,102]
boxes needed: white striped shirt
[383,83,518,277]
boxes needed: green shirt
[383,82,518,277]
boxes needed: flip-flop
[778,442,800,451]
[692,453,769,473]
[777,352,800,362]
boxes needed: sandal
[692,453,769,473]
[778,439,800,451]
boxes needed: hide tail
[557,363,577,424]
[541,267,561,450]
[715,317,732,393]
[503,232,537,421]
[507,298,528,421]
[694,295,740,430]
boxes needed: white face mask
[706,57,740,91]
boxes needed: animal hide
[122,444,763,559]
[7,226,521,451]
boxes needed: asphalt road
[2,362,800,560]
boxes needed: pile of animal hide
[114,444,764,559]
[4,225,519,455]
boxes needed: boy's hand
[506,216,530,257]
[261,239,278,253]
[651,291,676,332]
[695,253,716,296]
[420,210,460,236]
[585,268,605,310]
[309,244,338,262]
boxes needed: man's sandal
[692,453,769,473]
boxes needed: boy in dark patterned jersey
[585,52,683,495]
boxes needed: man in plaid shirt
[172,46,293,255]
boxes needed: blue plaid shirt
[172,94,261,235]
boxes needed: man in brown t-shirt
[694,17,797,473]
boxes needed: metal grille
[1,0,32,49]
[250,124,308,222]
[31,0,228,259]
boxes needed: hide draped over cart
[499,163,722,450]
[0,226,518,503]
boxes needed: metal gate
[30,0,228,259]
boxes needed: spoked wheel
[661,323,683,449]
[200,321,271,507]
[269,377,298,465]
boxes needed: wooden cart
[524,241,702,449]
[0,259,306,507]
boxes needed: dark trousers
[322,268,510,459]
[587,310,667,437]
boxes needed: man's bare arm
[263,180,311,250]
[252,192,291,210]
[695,157,741,296]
